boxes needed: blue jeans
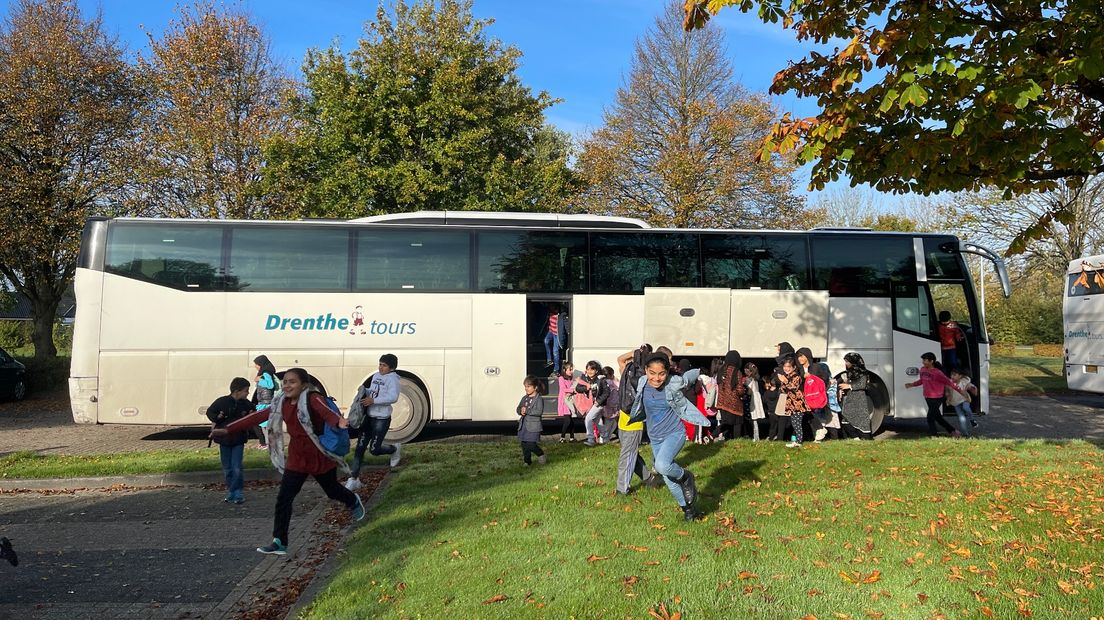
[351,417,395,477]
[649,430,687,506]
[219,443,244,500]
[954,401,975,436]
[543,330,562,373]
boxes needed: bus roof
[1068,256,1104,274]
[99,213,953,238]
[350,210,651,229]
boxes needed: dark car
[0,347,27,401]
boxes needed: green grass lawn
[0,448,273,479]
[304,439,1104,619]
[989,354,1066,396]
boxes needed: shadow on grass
[696,458,765,514]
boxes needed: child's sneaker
[814,428,827,442]
[558,436,567,443]
[344,478,363,492]
[971,420,978,428]
[230,496,245,505]
[351,495,366,521]
[257,539,287,555]
[389,443,402,467]
[537,454,547,465]
[785,441,801,448]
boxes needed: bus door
[891,283,943,419]
[643,288,731,356]
[471,294,527,421]
[727,290,829,359]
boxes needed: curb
[0,467,282,490]
[283,469,395,620]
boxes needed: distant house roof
[0,292,76,322]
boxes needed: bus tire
[385,375,429,444]
[866,372,890,433]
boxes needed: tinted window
[590,233,699,293]
[702,234,808,290]
[894,284,935,336]
[1068,270,1104,297]
[357,230,470,290]
[924,237,965,279]
[106,223,224,290]
[230,227,350,291]
[477,231,587,292]
[812,236,915,296]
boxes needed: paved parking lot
[2,389,1103,459]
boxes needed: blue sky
[7,0,864,199]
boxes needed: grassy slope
[304,439,1103,620]
[989,355,1066,396]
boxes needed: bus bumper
[69,377,99,424]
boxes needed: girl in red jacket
[212,367,365,555]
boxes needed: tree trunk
[30,296,60,359]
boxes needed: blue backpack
[319,396,350,456]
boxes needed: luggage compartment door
[644,288,731,356]
[730,290,829,358]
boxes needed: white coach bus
[69,212,1010,441]
[1063,255,1104,392]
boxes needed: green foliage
[0,320,31,349]
[14,354,70,394]
[52,321,73,352]
[686,1,1104,197]
[985,280,1063,345]
[0,448,272,479]
[264,0,576,217]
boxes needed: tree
[809,186,960,232]
[577,1,802,228]
[683,1,1104,199]
[951,176,1104,275]
[0,0,141,358]
[135,2,295,219]
[264,0,576,217]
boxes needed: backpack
[619,361,643,413]
[318,396,350,456]
[605,378,621,413]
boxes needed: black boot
[682,503,703,522]
[643,471,663,489]
[668,469,697,506]
[1,537,17,567]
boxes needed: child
[803,363,829,443]
[947,367,979,437]
[251,355,278,449]
[346,354,403,491]
[937,311,966,375]
[696,361,720,444]
[517,376,547,465]
[615,346,662,495]
[577,361,610,446]
[557,362,580,442]
[601,366,620,444]
[824,371,843,440]
[779,359,808,448]
[676,358,703,441]
[206,377,255,504]
[212,368,364,555]
[905,352,967,437]
[743,362,764,440]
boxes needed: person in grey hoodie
[346,353,402,490]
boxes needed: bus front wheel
[386,375,429,444]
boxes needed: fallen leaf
[482,594,508,604]
[862,570,881,584]
[918,592,929,604]
[587,555,610,563]
[980,607,994,618]
[738,570,758,580]
[1057,580,1078,595]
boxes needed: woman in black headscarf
[714,350,746,439]
[835,352,874,439]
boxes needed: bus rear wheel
[385,376,429,444]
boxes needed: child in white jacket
[346,353,402,490]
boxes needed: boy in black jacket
[207,377,255,504]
